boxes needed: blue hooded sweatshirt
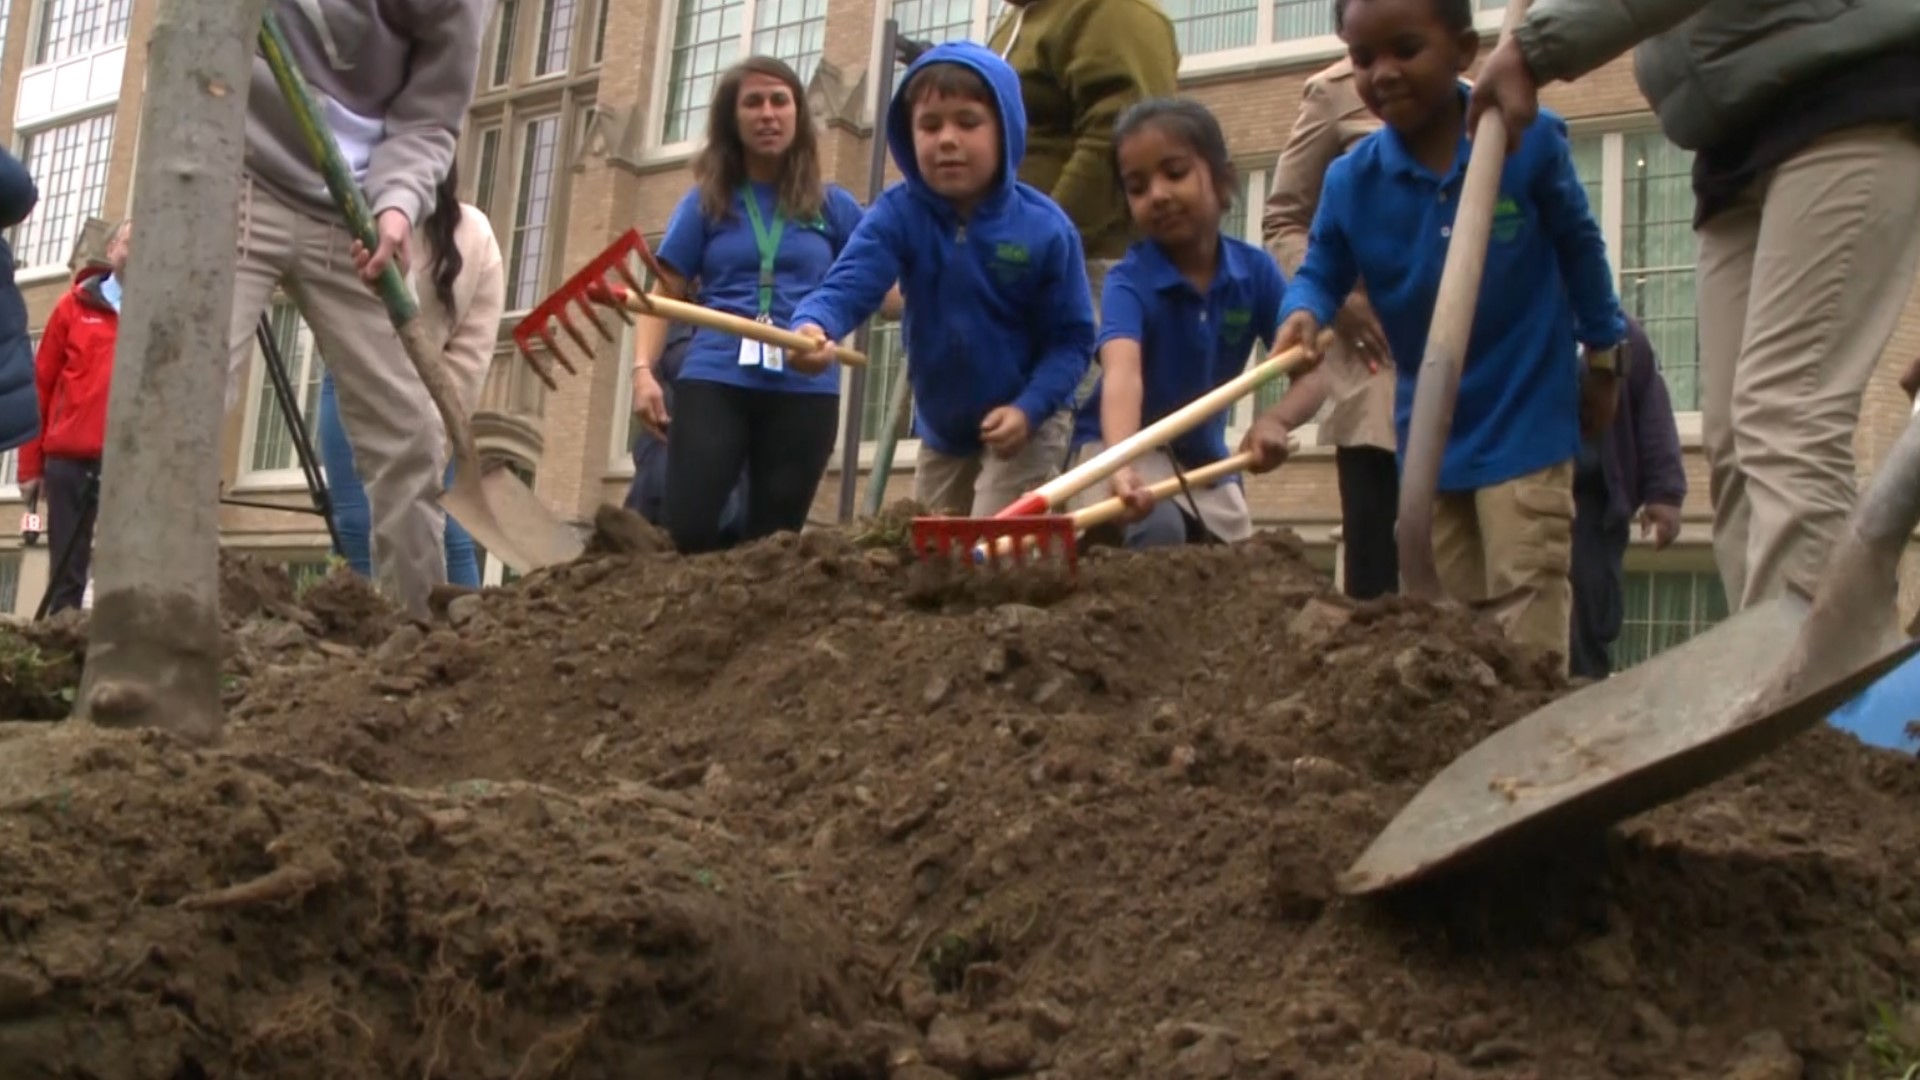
[0,146,39,453]
[788,41,1095,457]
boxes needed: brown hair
[693,55,826,223]
[902,62,993,112]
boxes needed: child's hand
[1331,295,1390,372]
[1273,311,1325,368]
[980,406,1030,458]
[1579,357,1620,438]
[787,324,836,375]
[1110,466,1155,522]
[1241,412,1298,475]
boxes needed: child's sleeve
[1094,268,1146,351]
[1532,116,1628,349]
[790,194,906,341]
[654,188,711,282]
[1278,160,1359,328]
[1013,226,1096,429]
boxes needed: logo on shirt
[989,242,1032,286]
[1220,307,1253,345]
[1491,195,1525,243]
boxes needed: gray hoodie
[247,0,487,228]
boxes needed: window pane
[862,321,913,445]
[664,0,744,142]
[473,128,502,218]
[1272,0,1333,41]
[508,115,562,311]
[14,112,115,269]
[492,0,519,86]
[1163,0,1257,55]
[1619,132,1699,410]
[536,0,577,76]
[35,0,132,65]
[889,0,974,81]
[1613,570,1727,670]
[751,0,827,89]
[248,302,325,475]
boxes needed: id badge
[763,343,786,373]
[737,336,762,368]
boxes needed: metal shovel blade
[1340,592,1920,896]
[439,462,585,575]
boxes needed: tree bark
[75,0,270,744]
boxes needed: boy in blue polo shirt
[1249,0,1626,668]
[788,42,1095,516]
[1068,97,1285,548]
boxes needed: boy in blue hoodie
[789,42,1095,516]
[1248,0,1626,670]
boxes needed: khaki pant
[1066,442,1252,545]
[1697,123,1920,624]
[230,175,449,619]
[916,410,1074,516]
[1432,461,1575,671]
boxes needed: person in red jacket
[19,218,127,615]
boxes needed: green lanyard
[742,189,786,320]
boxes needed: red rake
[511,228,868,381]
[912,335,1329,573]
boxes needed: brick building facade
[0,0,1914,668]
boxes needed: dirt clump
[19,520,1920,1077]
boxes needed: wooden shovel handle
[1018,330,1334,515]
[1394,0,1535,600]
[617,290,868,367]
[1071,451,1257,529]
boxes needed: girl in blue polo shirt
[1068,98,1285,548]
[1254,0,1626,668]
[630,56,865,555]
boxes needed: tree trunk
[75,0,270,744]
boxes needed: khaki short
[914,409,1075,517]
[1432,460,1575,671]
[1067,441,1253,545]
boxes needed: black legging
[664,379,840,554]
[1336,445,1400,601]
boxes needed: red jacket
[19,266,116,482]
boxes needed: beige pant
[230,175,448,618]
[1066,442,1252,544]
[1697,123,1920,621]
[916,410,1074,516]
[1432,461,1575,671]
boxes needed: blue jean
[317,373,480,587]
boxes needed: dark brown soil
[5,509,1919,1079]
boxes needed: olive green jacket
[1513,0,1920,150]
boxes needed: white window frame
[645,0,830,157]
[1567,118,1704,442]
[533,0,579,80]
[11,108,116,280]
[504,110,566,316]
[234,304,328,492]
[489,0,520,88]
[14,0,127,135]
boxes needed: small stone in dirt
[923,674,953,709]
[1161,1021,1240,1050]
[1288,596,1351,643]
[981,646,1009,678]
[1719,1031,1802,1080]
[581,734,608,762]
[1031,677,1066,708]
[553,656,579,676]
[249,620,311,653]
[447,594,482,628]
[924,1015,975,1074]
[1022,998,1076,1040]
[897,976,940,1029]
[882,799,936,842]
[988,604,1048,636]
[1174,1032,1236,1079]
[1467,1038,1530,1067]
[973,1021,1037,1076]
[374,624,425,669]
[1290,755,1358,795]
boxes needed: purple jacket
[1593,317,1687,528]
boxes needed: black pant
[664,380,839,555]
[1336,446,1399,601]
[43,455,101,616]
[1569,478,1627,680]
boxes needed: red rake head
[509,228,672,390]
[910,515,1081,573]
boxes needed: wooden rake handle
[607,286,868,367]
[1002,330,1333,517]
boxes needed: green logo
[1220,307,1252,343]
[1491,194,1525,243]
[990,242,1032,286]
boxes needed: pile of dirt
[9,509,1920,1078]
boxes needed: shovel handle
[1006,331,1332,517]
[978,451,1259,560]
[613,288,868,367]
[1393,0,1534,601]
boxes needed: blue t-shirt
[656,181,865,395]
[1075,236,1284,470]
[1283,87,1626,492]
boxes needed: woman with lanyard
[630,56,866,555]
